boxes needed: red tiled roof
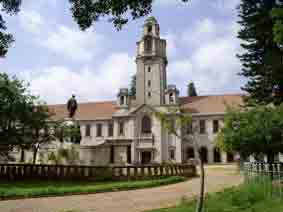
[179,94,244,114]
[48,94,244,120]
[48,101,118,121]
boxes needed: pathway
[0,165,243,212]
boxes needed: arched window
[213,148,221,163]
[141,116,151,134]
[200,146,208,164]
[144,37,152,52]
[187,147,195,159]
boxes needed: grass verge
[148,180,283,212]
[0,176,186,200]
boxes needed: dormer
[165,85,179,105]
[117,88,130,108]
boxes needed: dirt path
[0,165,243,212]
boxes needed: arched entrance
[200,147,208,164]
[187,147,195,160]
[141,116,151,134]
[227,152,234,162]
[213,148,221,163]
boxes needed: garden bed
[0,176,186,200]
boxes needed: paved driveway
[0,165,243,212]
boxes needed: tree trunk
[33,146,38,164]
[20,148,25,163]
[196,158,205,212]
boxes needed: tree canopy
[187,82,197,97]
[0,0,21,57]
[237,0,283,105]
[0,73,81,162]
[69,0,189,30]
[217,105,283,162]
[272,6,283,45]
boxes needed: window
[170,149,175,160]
[96,123,102,137]
[199,120,206,134]
[119,121,124,136]
[127,146,131,163]
[108,122,114,137]
[148,92,151,98]
[148,66,151,72]
[148,80,151,87]
[120,96,124,105]
[110,145,114,163]
[186,123,193,134]
[144,37,152,52]
[85,124,91,137]
[169,93,174,104]
[213,120,219,133]
[141,116,151,134]
[148,25,152,33]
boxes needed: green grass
[0,176,186,200]
[149,181,283,212]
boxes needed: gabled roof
[48,101,118,121]
[179,94,244,114]
[48,94,244,121]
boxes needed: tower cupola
[165,85,179,105]
[143,16,160,38]
[117,88,130,108]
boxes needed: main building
[49,17,243,165]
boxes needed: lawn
[0,176,186,200]
[149,181,283,212]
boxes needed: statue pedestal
[63,118,77,126]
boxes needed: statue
[67,94,78,118]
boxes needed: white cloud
[19,10,43,34]
[40,25,105,62]
[168,18,243,96]
[20,53,135,104]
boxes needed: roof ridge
[180,93,244,98]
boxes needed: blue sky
[1,0,245,104]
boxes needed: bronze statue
[67,94,78,118]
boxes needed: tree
[272,5,283,45]
[0,73,36,160]
[217,105,283,163]
[155,108,205,212]
[129,74,136,98]
[0,0,21,57]
[24,104,57,164]
[237,0,283,105]
[187,82,197,97]
[69,0,189,30]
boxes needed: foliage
[47,145,80,165]
[155,108,205,212]
[0,73,37,159]
[149,181,283,212]
[272,5,283,45]
[0,0,21,57]
[237,0,283,105]
[129,74,136,98]
[187,82,197,97]
[69,0,189,30]
[217,105,283,162]
[0,176,186,200]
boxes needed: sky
[0,0,245,104]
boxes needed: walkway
[0,165,243,212]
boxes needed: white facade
[76,17,236,165]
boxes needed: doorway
[141,151,151,164]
